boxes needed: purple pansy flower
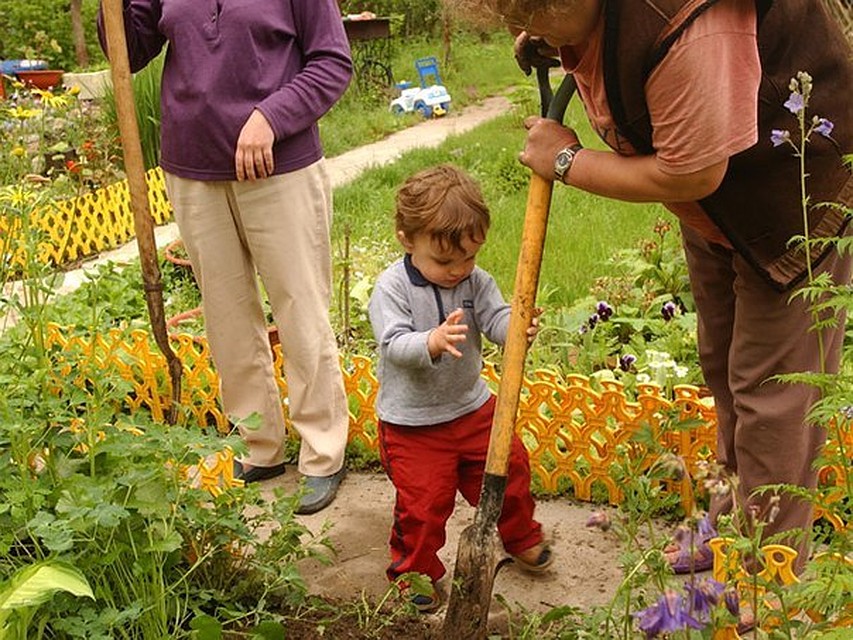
[634,589,704,638]
[814,117,834,137]
[661,301,677,321]
[596,300,614,321]
[784,91,805,114]
[619,353,637,372]
[770,129,791,147]
[588,313,599,329]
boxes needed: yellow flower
[66,85,81,96]
[6,105,41,121]
[10,146,26,158]
[37,90,70,110]
[0,185,37,207]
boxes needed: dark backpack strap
[645,0,722,77]
[602,0,654,154]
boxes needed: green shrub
[0,0,106,71]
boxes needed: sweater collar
[403,253,430,286]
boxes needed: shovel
[442,69,576,640]
[101,0,182,424]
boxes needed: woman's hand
[513,32,560,76]
[519,116,581,182]
[527,307,543,345]
[235,109,275,181]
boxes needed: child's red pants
[378,395,543,584]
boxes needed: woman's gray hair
[446,0,572,29]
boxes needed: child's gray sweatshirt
[368,255,510,426]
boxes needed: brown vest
[603,0,852,290]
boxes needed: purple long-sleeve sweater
[98,0,352,180]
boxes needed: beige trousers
[682,223,851,573]
[165,161,348,476]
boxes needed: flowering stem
[796,101,826,372]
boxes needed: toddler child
[368,164,552,612]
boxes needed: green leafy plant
[0,560,94,638]
[535,219,702,394]
[1,154,331,639]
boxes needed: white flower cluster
[635,349,689,388]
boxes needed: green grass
[320,30,526,157]
[331,88,667,308]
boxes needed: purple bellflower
[635,589,704,639]
[784,91,805,114]
[685,578,724,621]
[724,587,741,618]
[771,129,791,147]
[814,117,834,137]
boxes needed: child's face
[398,231,483,289]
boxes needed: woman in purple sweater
[98,0,352,513]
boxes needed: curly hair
[395,164,490,253]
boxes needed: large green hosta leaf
[0,560,94,635]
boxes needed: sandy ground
[260,469,625,634]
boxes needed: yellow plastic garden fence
[1,167,172,268]
[44,322,850,530]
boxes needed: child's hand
[527,307,543,344]
[428,308,468,358]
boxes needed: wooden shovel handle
[102,0,183,424]
[484,173,552,475]
[484,74,576,477]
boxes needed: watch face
[555,150,571,176]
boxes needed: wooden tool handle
[483,73,576,478]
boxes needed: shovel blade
[441,523,505,640]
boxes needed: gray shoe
[295,466,346,515]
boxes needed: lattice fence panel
[42,323,849,524]
[2,168,172,268]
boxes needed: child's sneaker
[512,543,554,574]
[410,590,441,613]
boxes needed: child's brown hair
[395,164,490,252]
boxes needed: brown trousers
[681,224,851,572]
[165,162,348,476]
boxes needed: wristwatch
[554,143,583,183]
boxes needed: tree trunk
[70,0,90,68]
[442,5,452,70]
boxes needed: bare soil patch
[260,470,625,638]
